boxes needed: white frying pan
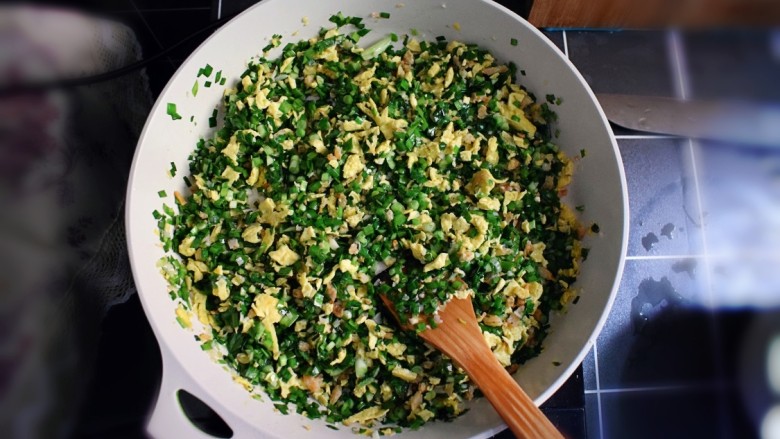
[125,0,628,437]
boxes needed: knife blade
[596,93,780,147]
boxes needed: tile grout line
[668,30,689,101]
[218,0,223,20]
[584,384,694,395]
[563,27,602,439]
[592,342,605,439]
[129,0,176,69]
[669,29,729,439]
[625,254,702,260]
[628,252,780,261]
[614,134,677,140]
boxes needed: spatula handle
[461,345,564,439]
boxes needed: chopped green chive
[192,80,199,96]
[510,38,518,46]
[157,190,167,198]
[201,64,214,77]
[166,103,182,120]
[379,11,391,18]
[361,34,394,60]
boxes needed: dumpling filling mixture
[155,13,588,435]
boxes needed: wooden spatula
[379,295,564,439]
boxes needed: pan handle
[147,346,239,439]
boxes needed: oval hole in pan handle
[176,390,233,438]
[147,346,239,439]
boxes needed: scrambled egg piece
[308,133,327,153]
[339,259,359,278]
[358,98,408,140]
[190,290,210,326]
[466,169,496,197]
[300,226,316,243]
[385,343,407,358]
[353,66,377,93]
[213,276,230,301]
[222,135,240,164]
[175,304,191,328]
[316,45,339,62]
[233,375,254,391]
[391,367,418,382]
[440,212,456,234]
[252,293,282,359]
[424,253,448,272]
[258,198,290,227]
[409,242,427,262]
[343,406,388,426]
[423,168,451,192]
[186,259,209,282]
[269,244,300,266]
[178,236,196,257]
[485,136,499,165]
[503,190,526,213]
[557,153,575,189]
[279,375,301,398]
[477,197,501,211]
[242,223,263,243]
[530,242,548,266]
[498,92,537,137]
[342,154,365,180]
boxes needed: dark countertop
[27,1,778,438]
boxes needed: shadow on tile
[581,347,597,391]
[584,393,600,439]
[595,259,716,389]
[139,8,214,60]
[541,30,565,53]
[71,294,162,438]
[599,388,722,439]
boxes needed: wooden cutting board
[528,0,780,27]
